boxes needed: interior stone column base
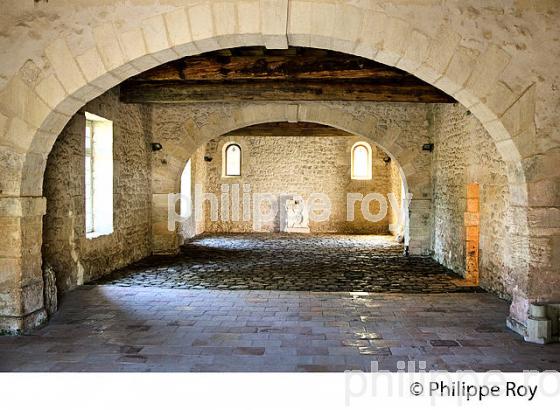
[0,308,47,335]
[507,303,560,344]
[506,316,528,339]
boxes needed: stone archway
[0,0,553,334]
[156,102,422,256]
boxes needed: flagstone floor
[1,287,559,372]
[2,234,558,372]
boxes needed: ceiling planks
[120,47,455,104]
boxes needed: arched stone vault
[0,0,556,333]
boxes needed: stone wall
[42,90,152,293]
[431,104,515,299]
[194,134,401,234]
[0,0,558,332]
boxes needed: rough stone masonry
[0,0,558,341]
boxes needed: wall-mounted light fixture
[151,143,163,151]
[204,156,213,162]
[422,143,434,152]
[383,156,391,164]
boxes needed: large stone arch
[0,0,553,333]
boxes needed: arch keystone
[187,2,220,52]
[261,0,288,49]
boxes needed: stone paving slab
[93,234,481,293]
[1,286,559,372]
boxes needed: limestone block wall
[42,90,152,293]
[431,104,515,298]
[0,0,558,332]
[196,135,401,234]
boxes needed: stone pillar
[407,198,432,255]
[151,193,180,255]
[525,304,552,344]
[0,197,47,333]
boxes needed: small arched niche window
[224,143,242,177]
[351,142,372,180]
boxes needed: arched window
[224,143,241,177]
[351,142,372,180]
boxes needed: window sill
[86,230,113,240]
[221,175,242,180]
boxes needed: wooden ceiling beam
[120,46,455,104]
[130,53,411,82]
[120,80,454,103]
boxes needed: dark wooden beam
[223,122,353,137]
[120,80,453,103]
[120,46,455,104]
[132,51,411,82]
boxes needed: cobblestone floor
[1,287,559,372]
[93,234,480,293]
